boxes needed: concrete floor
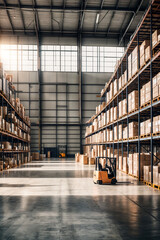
[0,159,160,240]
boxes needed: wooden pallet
[153,96,160,103]
[129,136,138,140]
[129,174,138,179]
[140,100,151,109]
[145,181,152,187]
[153,132,160,136]
[153,184,159,190]
[129,108,138,114]
[140,133,151,138]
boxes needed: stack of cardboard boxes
[140,81,151,107]
[128,90,138,113]
[140,40,150,68]
[129,122,138,138]
[140,119,151,136]
[153,72,160,99]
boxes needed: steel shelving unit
[84,0,160,183]
[0,79,31,168]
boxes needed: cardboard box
[75,153,80,162]
[82,155,88,165]
[129,122,138,138]
[153,166,160,185]
[152,29,160,48]
[143,165,151,182]
[89,157,95,165]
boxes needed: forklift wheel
[97,180,102,185]
[111,179,117,185]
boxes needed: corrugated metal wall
[0,36,116,156]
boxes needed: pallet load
[140,81,151,107]
[152,29,160,49]
[143,166,151,182]
[129,122,138,139]
[89,157,95,165]
[75,153,80,162]
[80,154,88,165]
[133,153,150,178]
[153,165,160,185]
[153,72,160,100]
[140,119,151,137]
[128,90,138,113]
[140,40,150,68]
[32,152,40,160]
[0,161,3,171]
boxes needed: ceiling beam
[94,0,105,32]
[2,0,14,33]
[32,0,40,32]
[17,0,25,34]
[61,0,65,31]
[0,3,145,13]
[106,0,119,36]
[119,0,144,46]
[78,0,88,32]
[50,0,53,31]
[118,0,132,43]
[0,29,132,39]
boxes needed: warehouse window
[0,44,37,71]
[41,45,77,72]
[82,46,124,72]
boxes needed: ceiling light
[96,14,99,24]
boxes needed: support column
[37,38,42,154]
[78,34,83,154]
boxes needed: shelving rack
[84,0,160,183]
[0,77,31,169]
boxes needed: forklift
[93,157,117,185]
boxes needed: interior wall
[1,35,114,156]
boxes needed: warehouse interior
[0,0,160,239]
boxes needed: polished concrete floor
[0,158,160,240]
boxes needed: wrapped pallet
[152,29,160,48]
[129,122,138,138]
[123,156,128,173]
[129,153,133,175]
[132,46,138,76]
[118,124,122,140]
[140,40,150,68]
[143,166,151,182]
[128,90,138,113]
[114,106,117,121]
[153,166,160,185]
[128,53,132,80]
[75,153,80,162]
[82,155,88,165]
[133,153,150,178]
[114,125,118,141]
[89,157,95,165]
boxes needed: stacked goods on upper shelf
[0,63,30,127]
[119,99,127,118]
[96,102,106,115]
[128,90,138,113]
[140,119,151,136]
[140,40,150,68]
[153,72,160,99]
[152,30,160,49]
[0,106,30,141]
[153,116,160,135]
[140,81,151,107]
[129,122,138,138]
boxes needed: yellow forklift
[93,157,117,185]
